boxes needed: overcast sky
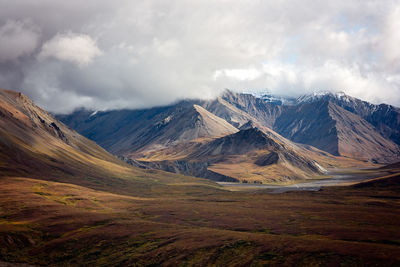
[1,0,400,113]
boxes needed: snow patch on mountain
[248,90,297,105]
[296,91,353,103]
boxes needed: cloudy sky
[1,0,400,113]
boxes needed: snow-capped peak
[296,91,351,103]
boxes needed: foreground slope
[1,166,400,266]
[0,89,123,174]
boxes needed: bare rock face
[273,100,400,163]
[202,90,282,128]
[296,91,400,146]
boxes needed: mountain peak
[238,120,257,130]
[296,91,352,104]
[222,127,282,151]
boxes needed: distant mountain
[202,90,283,128]
[230,90,400,163]
[58,89,400,172]
[295,91,351,104]
[58,102,238,157]
[296,91,400,147]
[274,100,400,162]
[58,92,331,182]
[255,90,400,147]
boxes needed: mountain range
[57,90,400,182]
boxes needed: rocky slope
[58,102,238,156]
[135,127,326,183]
[0,89,123,178]
[201,90,282,128]
[273,100,400,162]
[213,91,400,163]
[295,91,400,146]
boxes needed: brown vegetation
[1,171,400,266]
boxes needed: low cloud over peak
[0,0,400,113]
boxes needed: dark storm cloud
[0,0,399,113]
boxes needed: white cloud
[214,68,262,81]
[0,0,399,112]
[227,61,400,106]
[378,5,400,70]
[0,20,40,62]
[38,33,101,66]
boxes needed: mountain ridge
[255,90,400,146]
[58,89,400,174]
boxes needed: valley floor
[218,168,392,193]
[1,169,400,266]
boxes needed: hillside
[58,103,238,157]
[296,91,400,146]
[0,89,218,195]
